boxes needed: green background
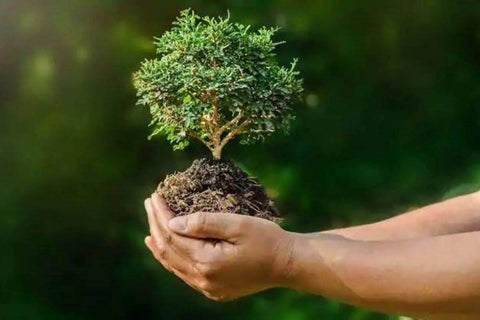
[1,1,479,319]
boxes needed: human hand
[144,193,297,301]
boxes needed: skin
[144,191,480,319]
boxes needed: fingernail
[169,217,186,232]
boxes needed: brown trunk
[212,146,222,159]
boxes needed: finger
[151,193,174,231]
[145,235,167,265]
[146,198,174,255]
[145,198,165,247]
[146,198,190,260]
[144,236,172,272]
[146,217,222,262]
[168,211,251,242]
[147,195,200,257]
[144,199,207,294]
[144,235,193,276]
[169,233,206,258]
[145,236,204,293]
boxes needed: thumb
[168,212,245,242]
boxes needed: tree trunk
[212,146,222,159]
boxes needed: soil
[157,158,281,223]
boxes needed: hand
[144,193,296,301]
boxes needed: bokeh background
[1,1,479,319]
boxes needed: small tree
[133,9,303,159]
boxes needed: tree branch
[218,112,243,137]
[188,131,214,149]
[212,99,219,125]
[219,119,251,149]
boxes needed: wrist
[272,231,309,289]
[274,232,360,298]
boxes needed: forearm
[286,231,480,319]
[323,191,480,241]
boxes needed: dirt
[157,158,281,223]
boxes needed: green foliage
[133,9,303,158]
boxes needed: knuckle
[211,296,228,302]
[197,278,214,292]
[158,247,168,260]
[165,233,173,245]
[202,291,215,300]
[218,296,230,302]
[197,279,229,302]
[204,292,228,302]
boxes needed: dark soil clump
[157,158,280,222]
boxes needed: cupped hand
[144,193,297,301]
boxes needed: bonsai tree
[133,9,303,159]
[133,10,303,221]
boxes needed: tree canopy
[133,9,303,158]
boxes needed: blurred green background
[1,1,479,319]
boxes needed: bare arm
[323,191,480,241]
[144,193,480,319]
[289,231,480,319]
